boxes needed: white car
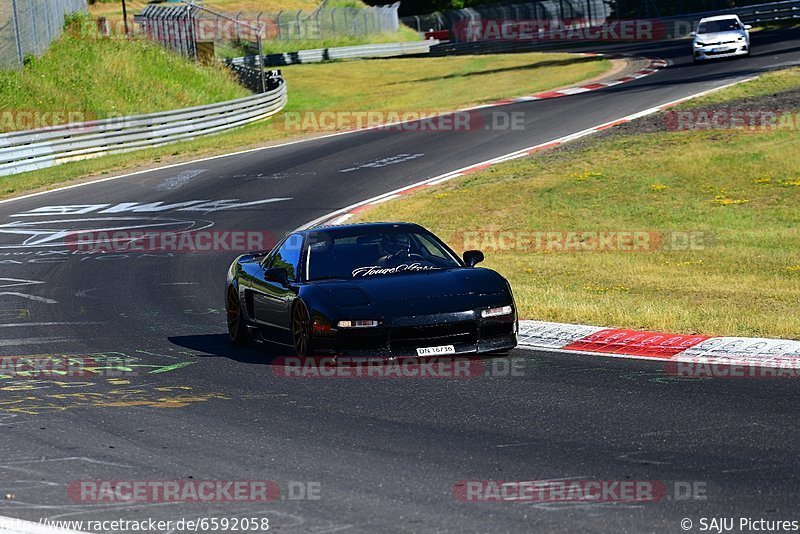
[691,15,751,63]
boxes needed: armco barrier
[228,40,439,67]
[672,0,800,27]
[659,0,800,38]
[0,75,287,177]
[429,0,800,52]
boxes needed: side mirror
[265,267,289,286]
[463,250,484,267]
[689,31,696,37]
[744,24,752,30]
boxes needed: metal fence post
[30,0,40,55]
[11,0,24,65]
[257,23,266,93]
[187,2,197,63]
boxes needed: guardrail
[428,39,558,56]
[0,74,287,177]
[429,1,800,53]
[228,40,439,67]
[656,0,800,37]
[673,0,800,26]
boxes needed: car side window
[417,234,451,261]
[268,234,304,281]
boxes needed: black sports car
[225,222,517,358]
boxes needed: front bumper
[312,308,517,358]
[693,43,748,61]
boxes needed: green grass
[283,53,608,112]
[0,47,608,198]
[0,16,249,128]
[354,74,800,340]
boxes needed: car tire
[226,285,249,346]
[292,300,313,357]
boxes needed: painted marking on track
[0,349,215,415]
[0,337,70,347]
[0,217,213,249]
[0,293,57,304]
[0,278,44,289]
[155,169,207,191]
[339,153,424,173]
[0,322,102,328]
[11,198,292,218]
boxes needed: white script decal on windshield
[352,263,440,277]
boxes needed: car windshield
[698,19,741,33]
[306,227,461,280]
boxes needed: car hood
[696,31,744,42]
[317,268,509,313]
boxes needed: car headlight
[337,320,380,328]
[481,305,513,318]
[736,35,745,41]
[694,41,705,47]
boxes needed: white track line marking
[0,56,662,210]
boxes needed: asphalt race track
[1,29,799,533]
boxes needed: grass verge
[354,68,800,339]
[0,48,609,199]
[0,16,249,127]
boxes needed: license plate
[712,47,729,53]
[416,345,456,357]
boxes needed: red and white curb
[518,320,800,371]
[478,56,669,107]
